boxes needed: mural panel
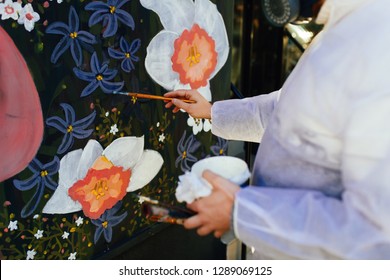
[0,0,232,260]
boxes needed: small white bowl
[191,156,250,185]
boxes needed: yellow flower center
[186,45,201,67]
[219,149,224,155]
[40,170,48,177]
[182,151,187,159]
[109,6,116,14]
[102,221,108,228]
[125,53,130,58]
[92,179,109,200]
[96,74,103,81]
[69,32,78,39]
[131,96,137,104]
[67,125,73,133]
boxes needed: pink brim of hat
[0,26,43,182]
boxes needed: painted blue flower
[46,103,96,154]
[175,130,201,172]
[85,0,135,38]
[108,37,141,73]
[73,52,124,97]
[210,137,228,156]
[13,157,60,218]
[46,6,97,67]
[91,201,127,244]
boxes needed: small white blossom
[105,111,109,117]
[110,124,119,135]
[138,196,146,204]
[68,252,77,260]
[75,216,84,226]
[62,231,70,239]
[187,116,203,135]
[26,249,37,260]
[158,133,165,143]
[33,214,39,219]
[156,122,160,128]
[203,119,212,132]
[8,220,18,231]
[17,3,40,32]
[34,229,44,239]
[0,0,22,20]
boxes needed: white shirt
[211,0,390,259]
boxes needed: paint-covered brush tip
[112,91,127,95]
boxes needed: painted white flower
[34,229,44,239]
[175,171,212,203]
[17,3,40,32]
[0,0,22,20]
[75,216,84,226]
[203,119,212,132]
[140,0,229,101]
[156,122,160,128]
[110,124,119,135]
[158,133,166,143]
[105,112,109,117]
[33,214,39,219]
[187,116,203,135]
[26,249,37,260]
[68,252,77,260]
[42,137,164,219]
[8,220,18,231]
[62,231,69,239]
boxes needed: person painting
[164,0,390,259]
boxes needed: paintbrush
[113,91,196,103]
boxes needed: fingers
[171,98,191,112]
[164,90,190,99]
[183,214,202,230]
[184,216,214,236]
[164,90,194,114]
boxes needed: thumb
[202,170,240,198]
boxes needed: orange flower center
[26,13,33,21]
[68,156,131,219]
[171,24,217,89]
[5,6,14,14]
